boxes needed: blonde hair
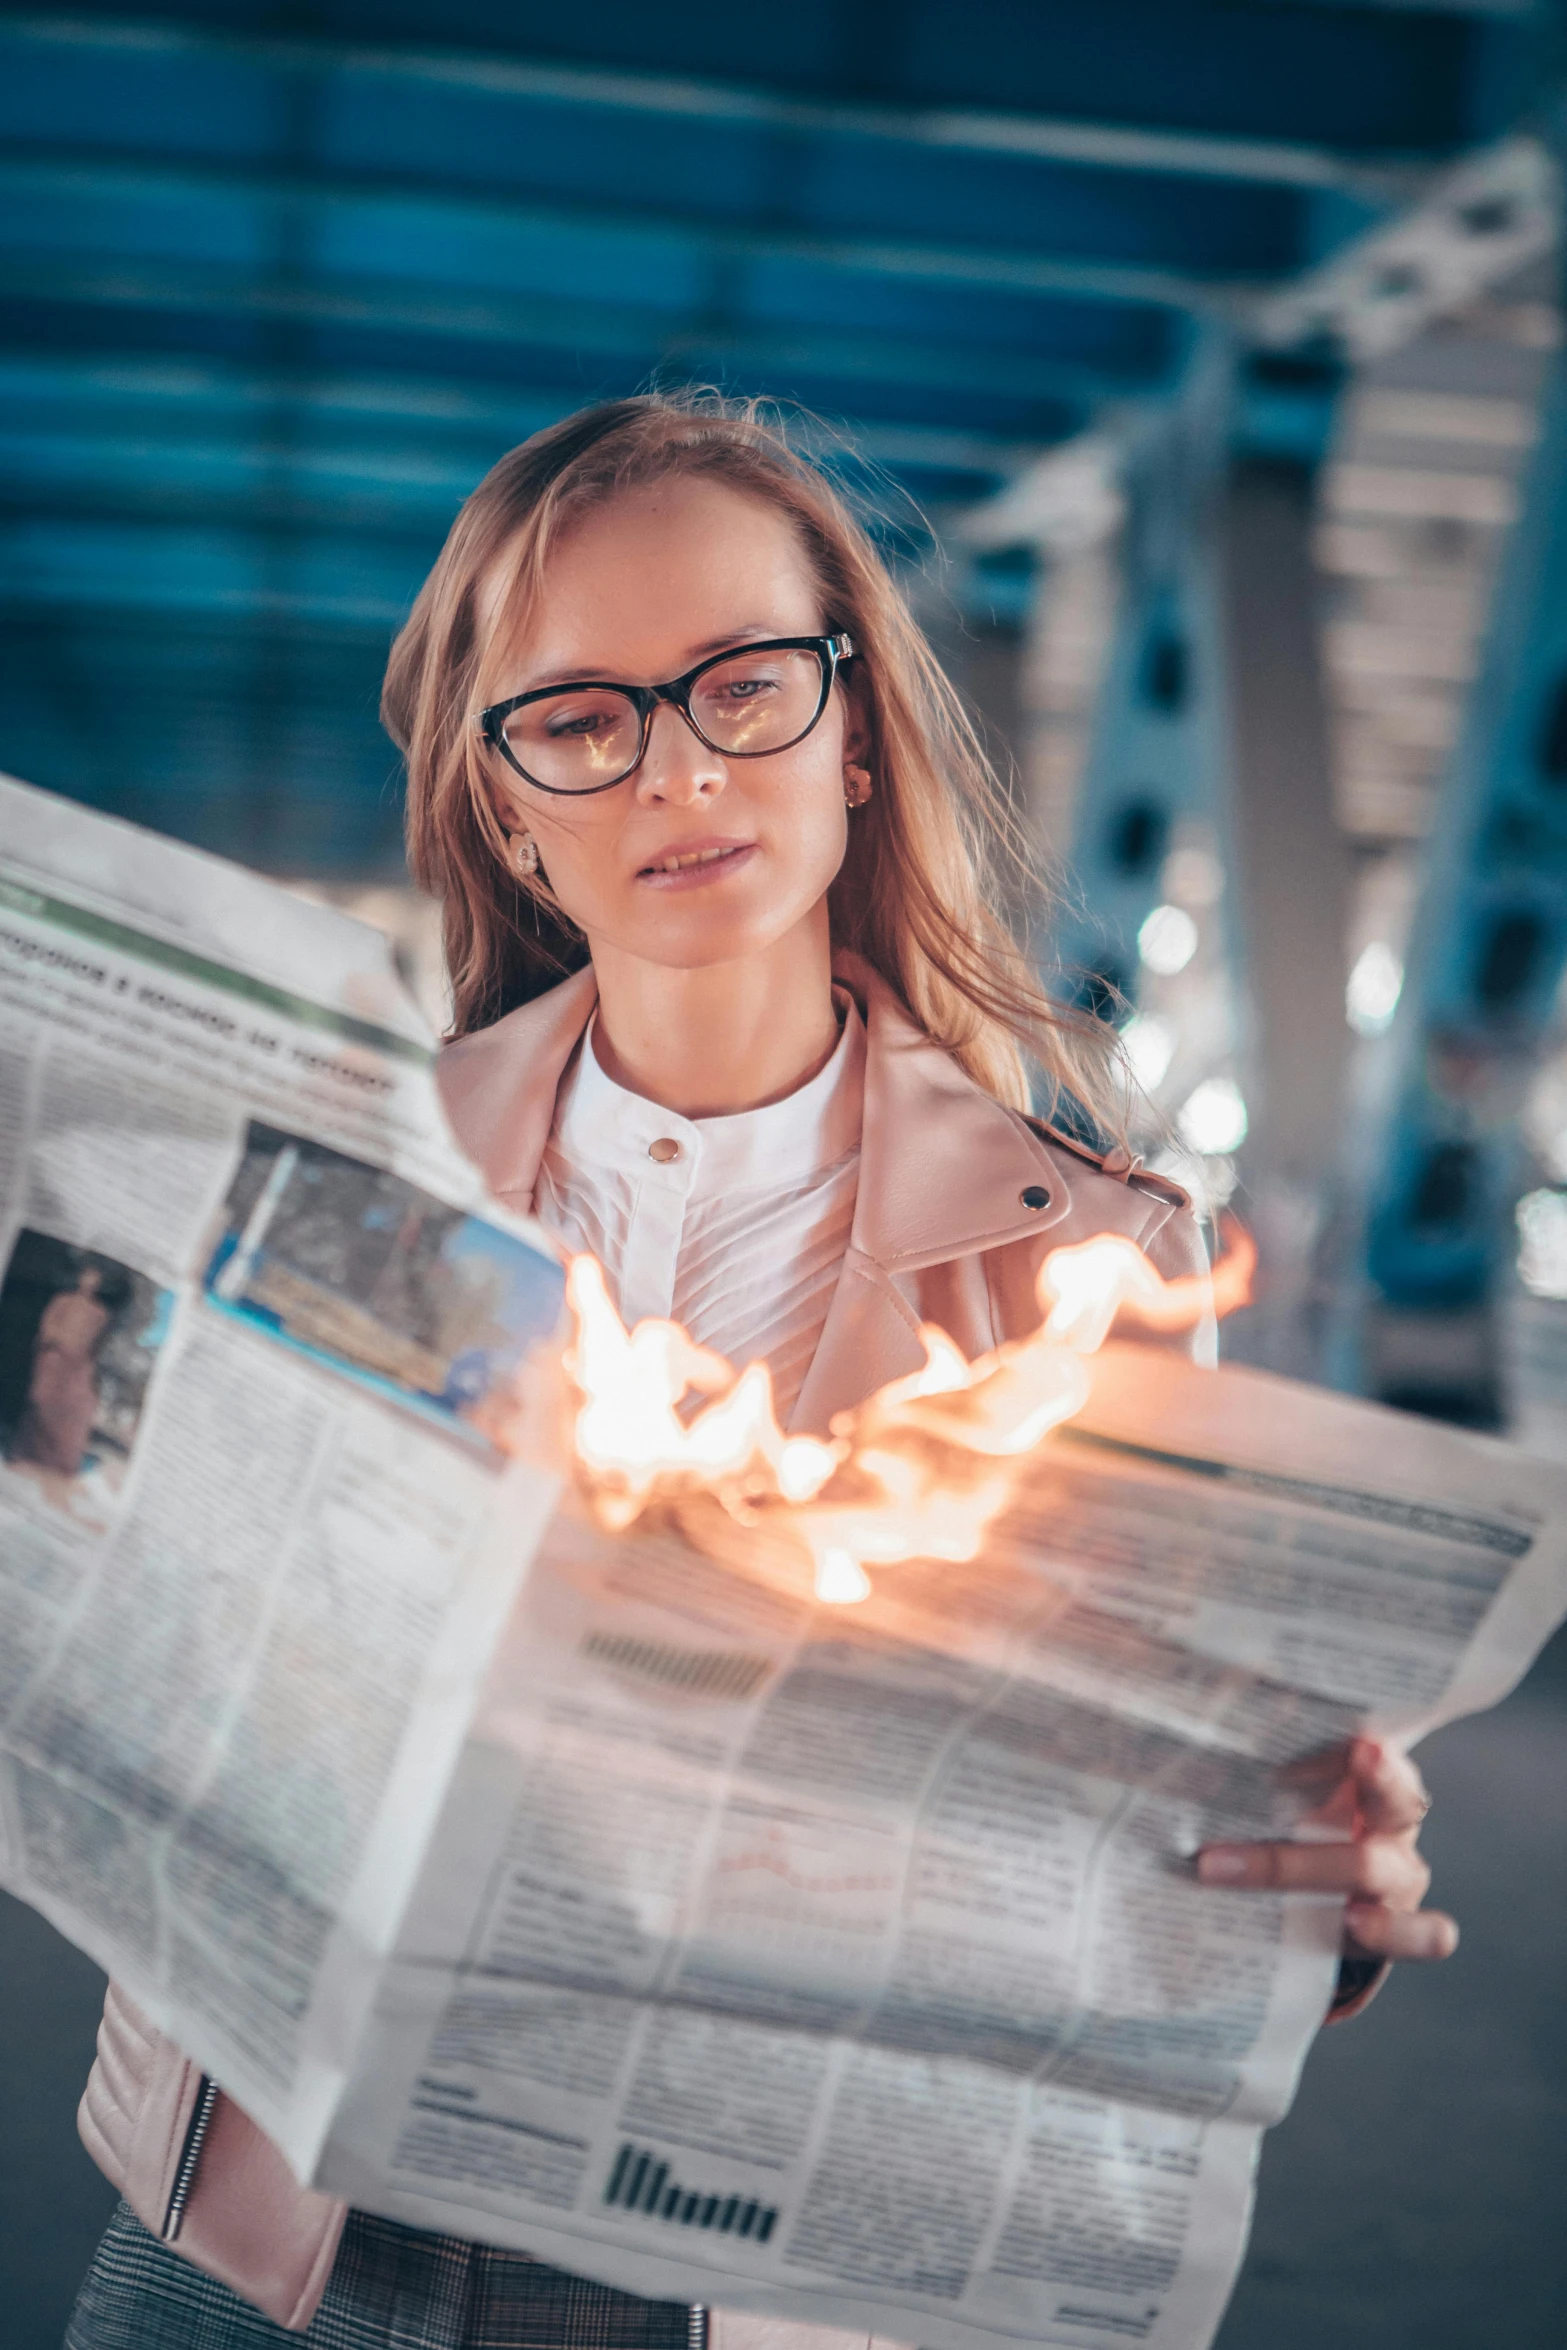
[383,392,1117,1127]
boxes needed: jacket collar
[436,951,1074,1273]
[436,961,598,1211]
[833,952,1073,1269]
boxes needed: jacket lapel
[787,957,1074,1431]
[435,965,597,1208]
[841,954,1074,1271]
[785,1248,929,1432]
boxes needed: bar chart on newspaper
[1,772,1565,2350]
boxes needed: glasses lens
[503,688,642,792]
[689,646,825,756]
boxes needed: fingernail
[1198,1849,1250,1883]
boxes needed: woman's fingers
[1195,1735,1456,1965]
[1345,1900,1460,1963]
[1279,1737,1431,1833]
[1197,1836,1430,1903]
[1345,1737,1432,1835]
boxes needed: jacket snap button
[648,1136,681,1164]
[1020,1184,1049,1210]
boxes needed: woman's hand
[1197,1736,1459,1964]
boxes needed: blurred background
[0,3,1563,2345]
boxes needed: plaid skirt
[65,2201,698,2350]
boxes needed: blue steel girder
[1047,348,1233,1023]
[1366,340,1567,1320]
[0,245,1168,428]
[0,4,1518,157]
[0,152,1243,322]
[0,29,1366,287]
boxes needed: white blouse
[532,997,865,1426]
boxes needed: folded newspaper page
[0,772,566,2160]
[3,772,1565,2350]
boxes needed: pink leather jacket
[76,955,1352,2333]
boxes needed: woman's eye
[546,710,608,737]
[720,675,777,700]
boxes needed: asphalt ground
[4,1627,1563,2350]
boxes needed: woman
[15,1258,112,1479]
[68,397,1454,2349]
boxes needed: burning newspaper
[1,770,1564,2350]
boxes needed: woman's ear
[477,747,530,849]
[840,660,874,771]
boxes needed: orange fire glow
[564,1218,1253,1605]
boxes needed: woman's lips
[636,840,757,891]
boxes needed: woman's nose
[633,702,728,807]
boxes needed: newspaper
[2,771,1565,2350]
[0,773,567,2159]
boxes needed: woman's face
[482,477,864,973]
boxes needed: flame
[1038,1215,1255,1351]
[563,1218,1253,1605]
[565,1257,840,1529]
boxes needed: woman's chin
[639,928,781,973]
[590,886,820,972]
[612,904,805,973]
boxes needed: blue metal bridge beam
[0,2,1515,161]
[1208,446,1353,1378]
[1221,454,1350,1197]
[1043,343,1235,1034]
[0,151,1248,320]
[0,16,1423,200]
[0,254,1170,422]
[1027,337,1351,1365]
[1355,310,1567,1424]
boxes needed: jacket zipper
[162,2073,219,2242]
[688,2306,708,2350]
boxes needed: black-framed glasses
[475,633,855,797]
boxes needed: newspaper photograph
[0,1227,173,1534]
[2,768,1565,2350]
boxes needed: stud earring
[507,830,540,880]
[844,765,872,808]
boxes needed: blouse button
[648,1136,681,1164]
[1020,1184,1049,1210]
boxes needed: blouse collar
[549,990,865,1201]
